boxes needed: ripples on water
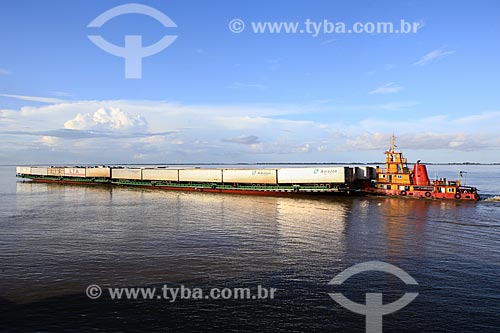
[1,166,500,332]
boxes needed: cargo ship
[15,165,374,196]
[15,136,479,200]
[362,136,480,201]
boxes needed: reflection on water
[7,182,499,300]
[8,182,352,303]
[2,166,500,331]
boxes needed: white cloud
[295,143,310,153]
[64,107,147,131]
[0,94,66,104]
[215,116,313,131]
[452,111,500,125]
[448,140,464,148]
[328,102,418,111]
[39,136,60,147]
[250,143,264,152]
[0,68,12,75]
[133,153,146,160]
[223,135,260,145]
[357,110,500,134]
[63,113,93,130]
[140,135,167,144]
[414,47,456,66]
[215,116,272,130]
[343,132,388,150]
[369,82,404,95]
[1,98,499,164]
[342,132,493,152]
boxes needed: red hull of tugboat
[362,186,480,201]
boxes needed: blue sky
[1,0,500,164]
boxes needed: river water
[1,165,499,332]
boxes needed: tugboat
[363,136,480,201]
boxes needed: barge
[15,137,480,200]
[15,165,373,196]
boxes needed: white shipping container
[111,168,142,180]
[64,168,86,177]
[223,169,277,184]
[31,167,48,176]
[179,169,222,183]
[142,169,179,181]
[16,166,31,174]
[277,167,347,184]
[86,167,111,178]
[48,168,65,176]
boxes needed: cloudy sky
[1,0,499,164]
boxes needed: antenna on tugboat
[390,134,396,153]
[458,171,467,186]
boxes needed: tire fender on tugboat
[455,193,461,199]
[400,190,407,196]
[425,192,431,198]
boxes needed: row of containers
[16,166,377,185]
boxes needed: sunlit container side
[111,168,142,180]
[16,166,32,174]
[85,167,111,178]
[142,169,179,181]
[64,168,86,177]
[179,169,223,183]
[277,167,347,184]
[222,169,277,184]
[31,167,48,176]
[48,167,65,176]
